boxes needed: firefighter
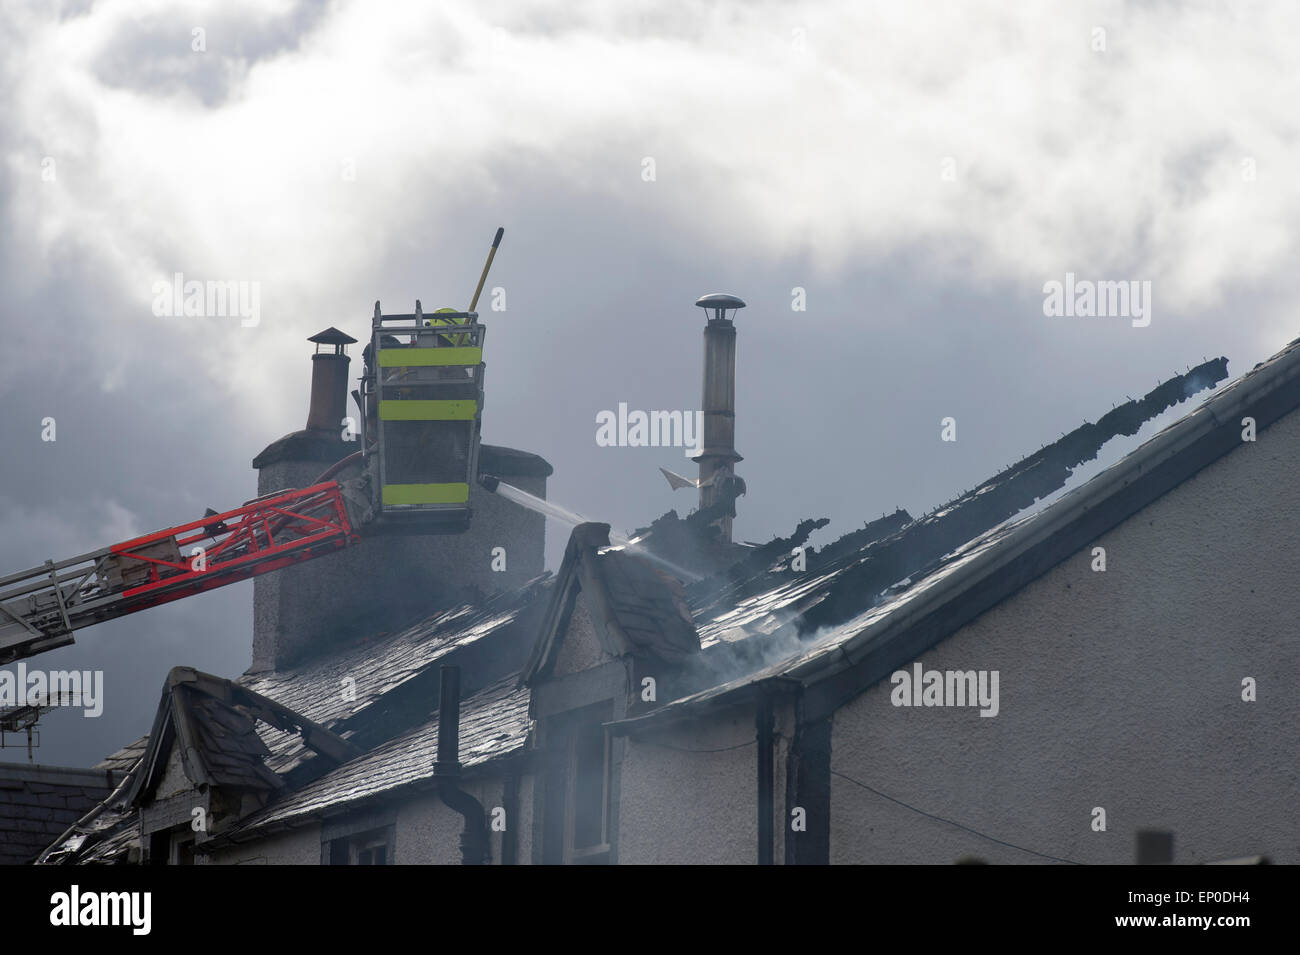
[426,306,469,347]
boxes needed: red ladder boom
[0,482,359,665]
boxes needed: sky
[2,0,1298,766]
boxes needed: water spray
[479,475,702,581]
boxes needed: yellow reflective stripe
[378,400,477,421]
[382,483,470,505]
[377,347,482,367]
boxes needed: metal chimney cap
[308,327,358,346]
[695,293,745,322]
[695,293,746,310]
[309,327,357,355]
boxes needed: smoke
[683,606,859,693]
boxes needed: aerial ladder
[0,228,505,667]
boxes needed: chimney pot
[305,327,356,432]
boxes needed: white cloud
[3,0,1299,408]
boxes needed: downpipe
[433,665,489,864]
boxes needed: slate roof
[0,763,121,865]
[241,576,548,775]
[596,549,699,659]
[208,674,530,844]
[95,736,146,774]
[92,576,549,781]
[125,667,362,808]
[40,577,550,864]
[37,771,138,865]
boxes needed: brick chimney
[249,329,552,673]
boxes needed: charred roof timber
[693,293,746,543]
[683,356,1231,644]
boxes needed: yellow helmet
[427,306,469,346]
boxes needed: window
[354,832,388,866]
[540,701,616,864]
[324,824,394,865]
[567,725,609,859]
[173,834,197,865]
[148,826,198,865]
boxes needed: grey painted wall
[206,825,321,865]
[202,778,517,865]
[618,710,766,864]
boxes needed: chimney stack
[692,293,745,542]
[250,328,553,673]
[305,327,357,433]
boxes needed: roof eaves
[609,675,801,735]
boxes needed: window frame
[560,706,613,865]
[321,811,397,866]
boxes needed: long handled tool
[468,227,504,313]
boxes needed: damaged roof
[206,675,530,846]
[41,577,552,864]
[617,338,1300,730]
[126,667,362,805]
[522,522,699,685]
[42,333,1300,864]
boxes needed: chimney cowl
[694,293,746,323]
[308,326,357,352]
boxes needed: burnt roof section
[522,523,700,685]
[596,550,699,659]
[626,506,751,579]
[681,356,1229,651]
[618,341,1300,731]
[126,667,362,806]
